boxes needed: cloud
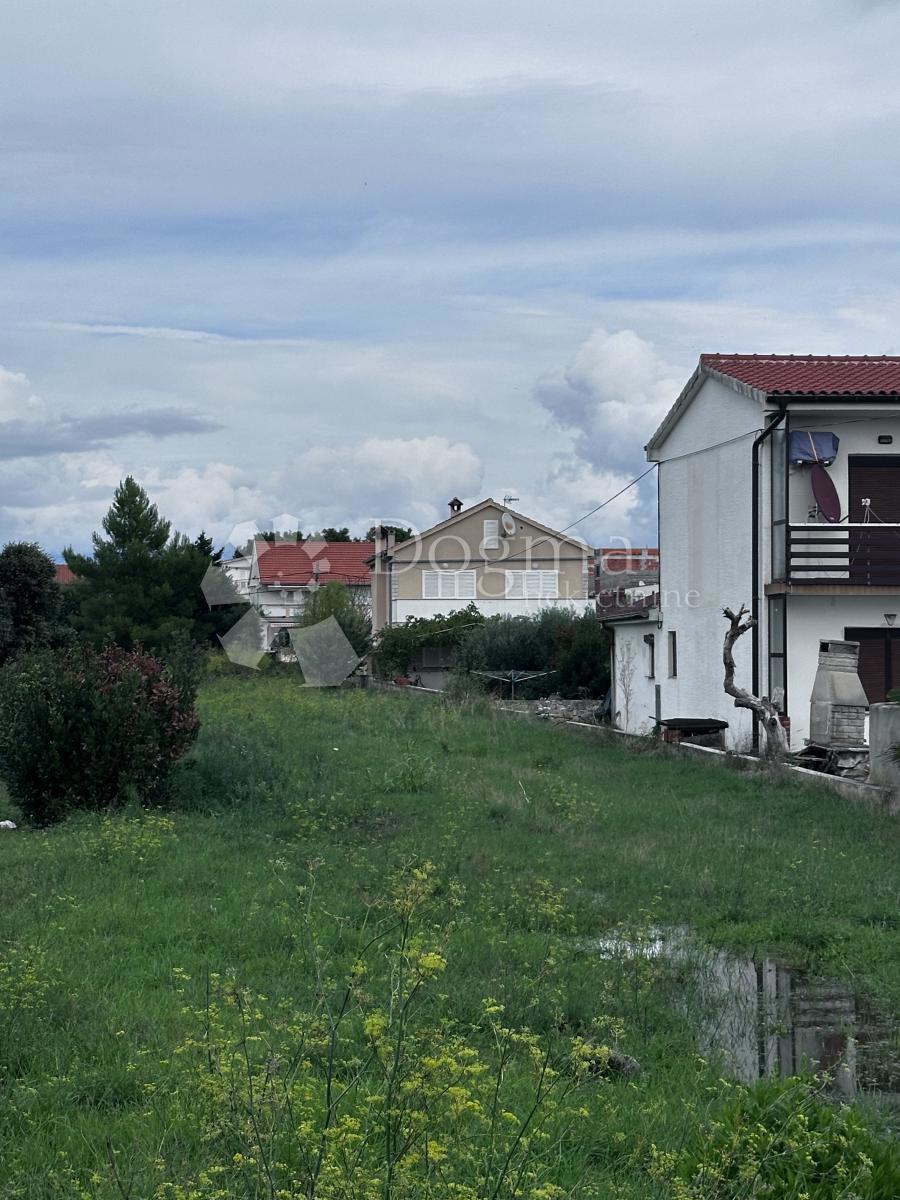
[5,1,900,555]
[0,365,46,422]
[0,452,275,554]
[535,329,680,472]
[0,362,219,459]
[284,435,484,532]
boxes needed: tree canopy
[64,476,244,653]
[297,581,371,657]
[0,541,68,664]
[365,525,413,543]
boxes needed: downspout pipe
[751,403,787,750]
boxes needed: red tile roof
[598,547,659,573]
[701,354,900,397]
[54,563,77,584]
[255,540,374,586]
[597,589,660,620]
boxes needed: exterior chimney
[448,497,463,516]
[809,640,869,746]
[371,525,396,634]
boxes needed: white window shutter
[505,571,524,598]
[423,571,439,599]
[541,571,559,598]
[459,570,476,598]
[482,519,500,550]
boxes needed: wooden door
[847,456,900,584]
[845,627,900,704]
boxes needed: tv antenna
[502,493,519,506]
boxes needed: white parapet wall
[868,703,900,788]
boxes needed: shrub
[297,581,371,658]
[655,1075,900,1198]
[455,609,610,698]
[374,604,486,678]
[0,644,199,823]
[0,541,73,665]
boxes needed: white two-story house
[604,354,900,748]
[242,539,374,647]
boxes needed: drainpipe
[751,404,787,750]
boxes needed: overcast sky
[3,0,900,554]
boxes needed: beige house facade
[372,498,590,631]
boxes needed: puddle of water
[582,927,899,1101]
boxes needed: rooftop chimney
[448,497,463,516]
[809,640,869,746]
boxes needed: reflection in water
[587,928,899,1099]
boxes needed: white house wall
[786,412,900,526]
[394,597,591,621]
[779,412,900,743]
[610,622,658,733]
[785,593,897,746]
[652,375,763,748]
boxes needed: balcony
[784,524,900,587]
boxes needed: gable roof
[701,354,900,397]
[647,353,900,457]
[597,589,660,623]
[390,498,589,558]
[254,540,374,586]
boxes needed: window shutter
[459,571,476,599]
[423,571,439,599]
[541,571,559,598]
[482,519,500,550]
[505,571,524,598]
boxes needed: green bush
[374,604,485,678]
[455,609,610,698]
[658,1076,900,1198]
[0,644,199,823]
[297,580,371,658]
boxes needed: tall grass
[0,674,898,1197]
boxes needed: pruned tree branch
[723,605,787,760]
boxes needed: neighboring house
[371,497,590,631]
[594,546,659,608]
[245,539,374,647]
[594,547,660,595]
[221,554,252,599]
[54,563,77,585]
[603,354,900,747]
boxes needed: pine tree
[64,478,243,652]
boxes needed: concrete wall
[609,620,660,733]
[784,593,897,746]
[394,597,590,621]
[647,375,763,748]
[868,703,900,787]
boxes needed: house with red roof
[603,354,900,749]
[54,563,77,585]
[242,539,374,648]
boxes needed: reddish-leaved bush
[0,644,199,823]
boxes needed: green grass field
[1,673,899,1198]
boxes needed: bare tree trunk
[722,605,787,760]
